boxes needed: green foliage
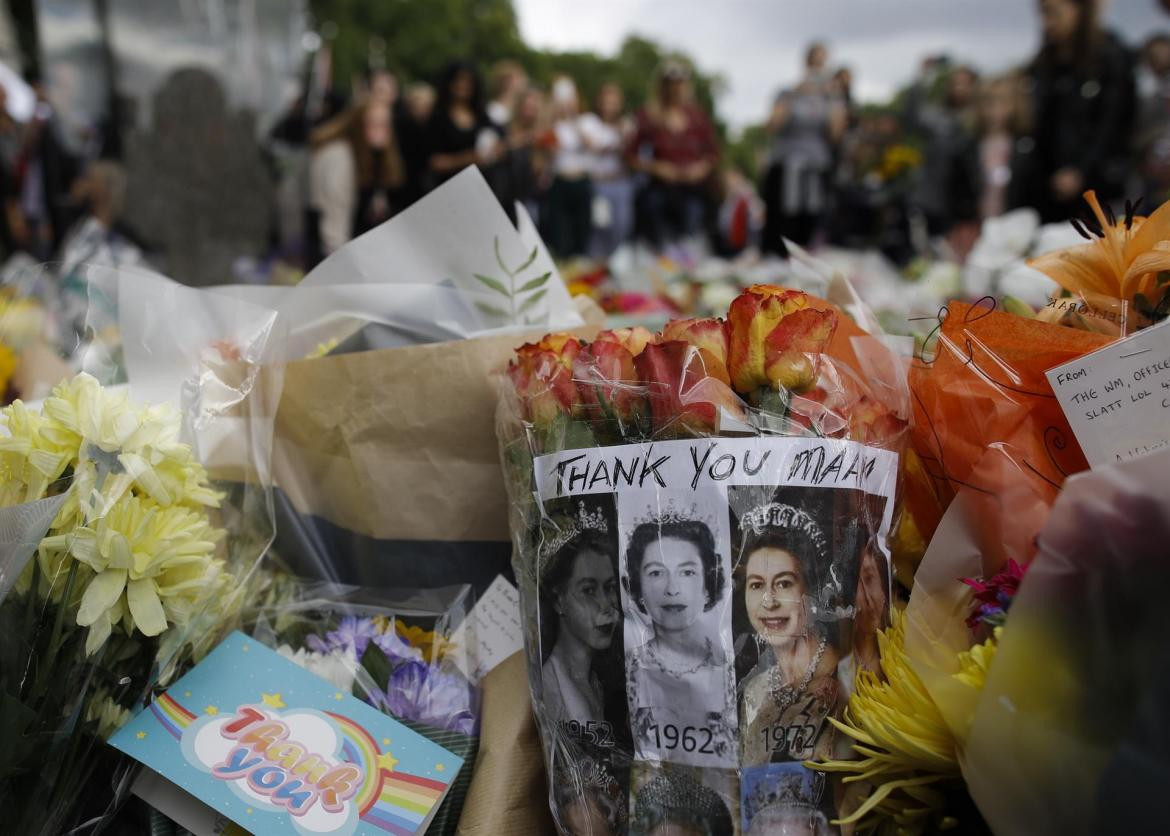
[725,122,769,181]
[310,0,528,86]
[308,0,726,137]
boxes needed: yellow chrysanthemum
[41,492,225,654]
[0,398,74,506]
[809,610,966,834]
[3,373,230,655]
[953,628,1000,691]
[393,619,454,662]
[38,373,223,518]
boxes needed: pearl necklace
[768,634,827,712]
[644,638,716,678]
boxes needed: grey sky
[514,0,1165,131]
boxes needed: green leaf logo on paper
[469,236,551,326]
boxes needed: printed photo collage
[531,437,896,835]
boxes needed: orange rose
[594,326,654,357]
[659,317,731,385]
[727,285,836,395]
[634,341,743,436]
[508,334,582,425]
[572,338,645,425]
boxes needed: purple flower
[371,628,424,666]
[306,616,381,659]
[375,660,479,736]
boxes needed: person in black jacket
[1012,0,1136,222]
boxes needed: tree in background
[309,0,726,135]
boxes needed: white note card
[1046,319,1170,468]
[451,575,524,683]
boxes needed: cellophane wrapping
[235,576,482,836]
[496,285,911,834]
[0,263,284,834]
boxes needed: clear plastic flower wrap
[0,263,284,834]
[496,285,911,834]
[233,576,482,836]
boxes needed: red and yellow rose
[727,286,836,394]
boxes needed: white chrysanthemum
[4,373,230,655]
[41,493,225,654]
[277,645,358,692]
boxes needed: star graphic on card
[435,763,445,772]
[333,692,344,701]
[136,731,146,739]
[260,692,286,709]
[205,705,219,716]
[377,751,399,772]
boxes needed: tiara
[539,501,609,562]
[631,498,714,531]
[577,758,616,794]
[743,769,823,821]
[634,770,727,823]
[738,502,828,560]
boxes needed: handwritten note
[450,575,523,683]
[1046,319,1170,468]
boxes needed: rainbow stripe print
[149,692,450,835]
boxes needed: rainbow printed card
[109,631,462,836]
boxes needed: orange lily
[1028,192,1170,323]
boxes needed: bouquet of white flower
[0,373,251,833]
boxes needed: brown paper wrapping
[270,302,603,832]
[272,320,600,543]
[456,652,552,835]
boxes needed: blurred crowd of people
[0,0,1168,279]
[281,57,726,268]
[779,0,1168,263]
[283,0,1169,270]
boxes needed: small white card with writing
[451,575,524,683]
[1046,319,1170,468]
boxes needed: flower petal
[77,569,127,627]
[127,577,168,636]
[85,612,112,656]
[1128,197,1170,260]
[1028,245,1118,298]
[1122,243,1170,298]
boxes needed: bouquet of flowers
[0,373,252,833]
[807,194,1170,835]
[497,285,909,833]
[236,578,482,835]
